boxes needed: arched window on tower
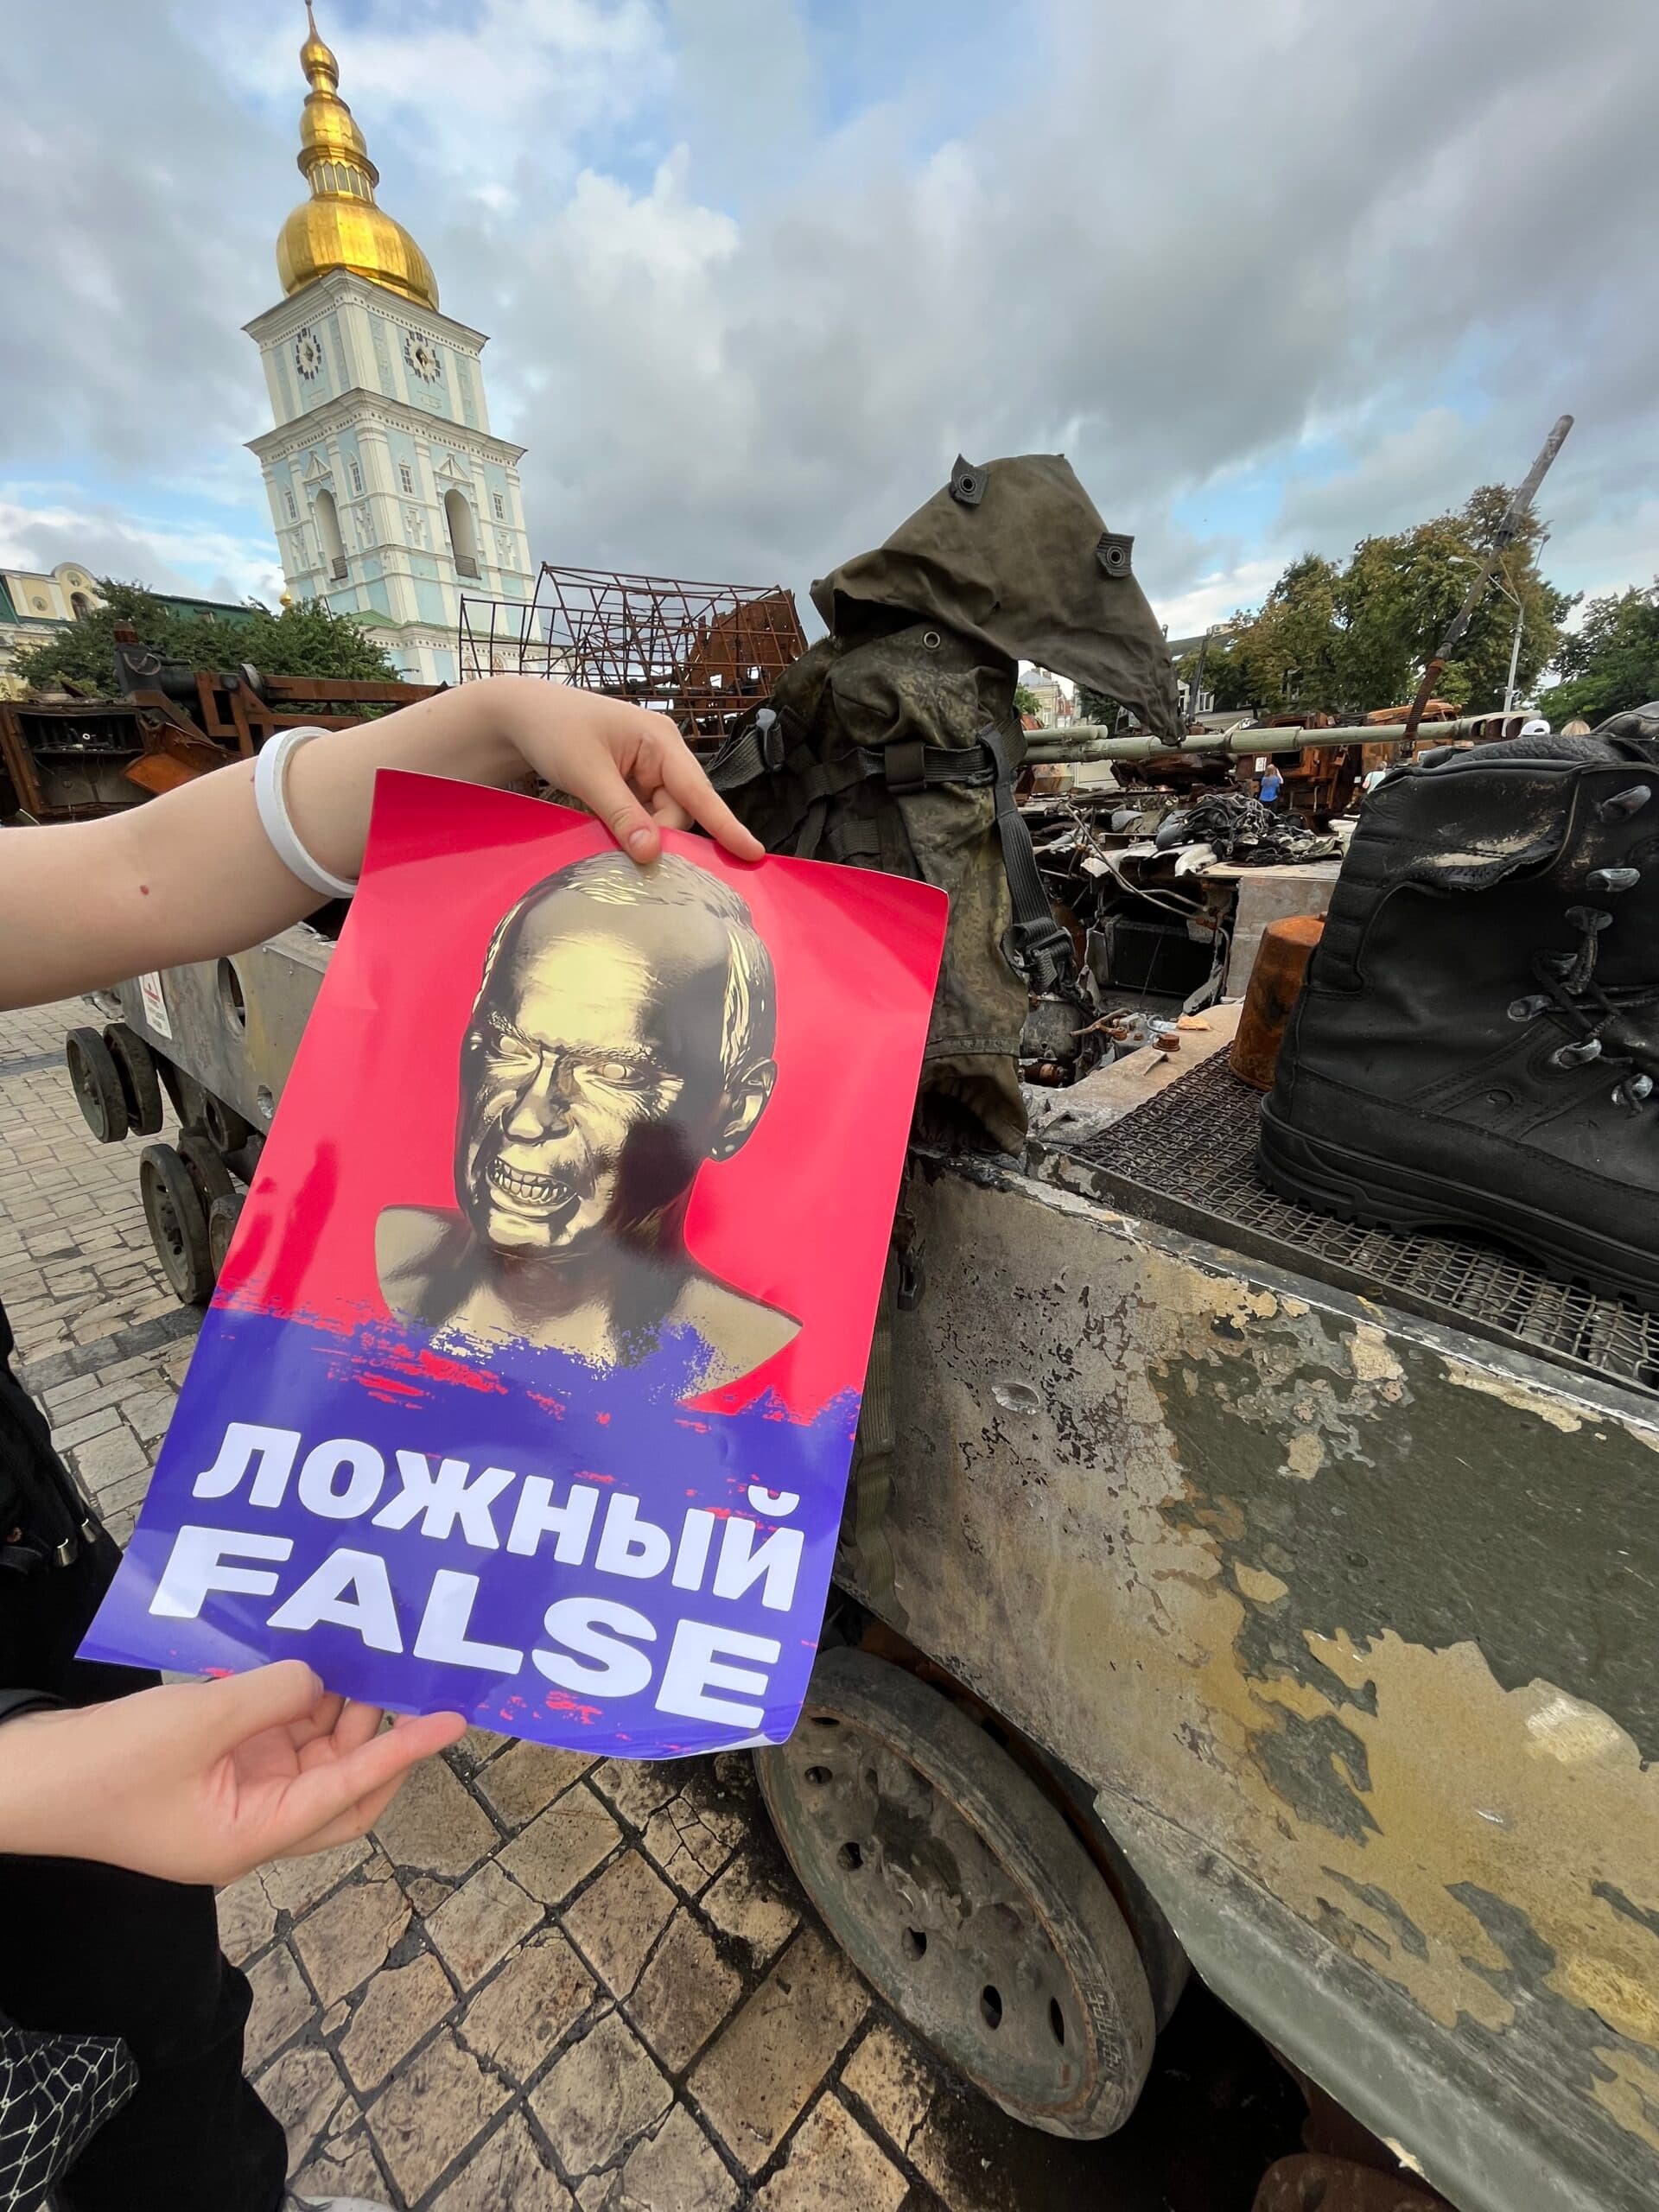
[69,592,92,619]
[315,487,347,582]
[444,488,480,580]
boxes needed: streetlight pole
[1502,592,1525,715]
[1450,551,1531,715]
[1185,619,1240,727]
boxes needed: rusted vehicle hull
[842,1152,1659,2212]
[99,939,1659,2210]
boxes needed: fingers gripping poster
[84,772,946,1755]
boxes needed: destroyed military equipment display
[0,638,438,823]
[458,563,807,736]
[48,435,1659,2208]
[1261,709,1659,1309]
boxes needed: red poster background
[220,772,948,1421]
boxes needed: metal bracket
[1096,531,1134,579]
[950,454,986,507]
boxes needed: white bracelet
[253,726,359,900]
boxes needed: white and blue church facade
[245,11,533,683]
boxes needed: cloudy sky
[2,0,1655,639]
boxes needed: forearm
[0,1707,87,1857]
[0,680,526,1011]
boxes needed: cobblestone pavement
[3,997,1300,2212]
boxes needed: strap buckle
[883,738,928,795]
[1007,916,1074,990]
[754,707,785,773]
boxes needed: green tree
[14,579,397,697]
[1180,490,1571,721]
[1236,555,1345,712]
[1547,582,1659,724]
[1014,683,1042,717]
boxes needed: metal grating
[1052,1052,1659,1397]
[457,569,806,739]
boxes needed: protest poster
[84,771,946,1756]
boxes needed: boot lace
[1510,897,1659,1113]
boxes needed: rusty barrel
[1230,913,1324,1090]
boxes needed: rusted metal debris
[0,631,436,823]
[458,565,807,737]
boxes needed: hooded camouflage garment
[814,452,1182,741]
[711,453,1179,1155]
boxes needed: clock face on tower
[293,327,323,381]
[404,332,442,383]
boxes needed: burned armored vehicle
[67,464,1659,2212]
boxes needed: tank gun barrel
[1023,716,1510,764]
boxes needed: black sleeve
[0,1688,64,1726]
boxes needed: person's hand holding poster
[84,773,946,1755]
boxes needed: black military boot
[1258,709,1659,1308]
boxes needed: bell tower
[245,5,533,682]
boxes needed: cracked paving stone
[290,1861,411,2008]
[365,2029,509,2207]
[529,2010,673,2177]
[427,1858,543,1989]
[639,1794,737,1895]
[625,1907,743,2073]
[69,1426,146,1484]
[499,1783,622,1906]
[258,1835,372,1919]
[255,2045,354,2168]
[450,1724,509,1774]
[752,2094,910,2212]
[588,1756,684,1827]
[292,2120,387,2205]
[245,1942,316,2071]
[432,2109,576,2211]
[474,1737,596,1829]
[460,1927,595,2083]
[217,1871,277,1967]
[841,2020,937,2151]
[700,1853,800,1971]
[370,1749,501,1878]
[606,2103,737,2212]
[340,1950,455,2092]
[563,1850,678,1999]
[688,1929,869,2173]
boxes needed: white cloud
[0,494,285,607]
[1157,561,1287,640]
[2,0,1656,648]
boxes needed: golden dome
[276,3,438,312]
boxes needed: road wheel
[203,1092,253,1154]
[757,1648,1155,2139]
[139,1143,214,1306]
[207,1192,245,1277]
[103,1022,164,1135]
[66,1027,129,1144]
[177,1128,235,1211]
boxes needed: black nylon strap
[709,718,997,799]
[976,722,1075,994]
[857,743,995,790]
